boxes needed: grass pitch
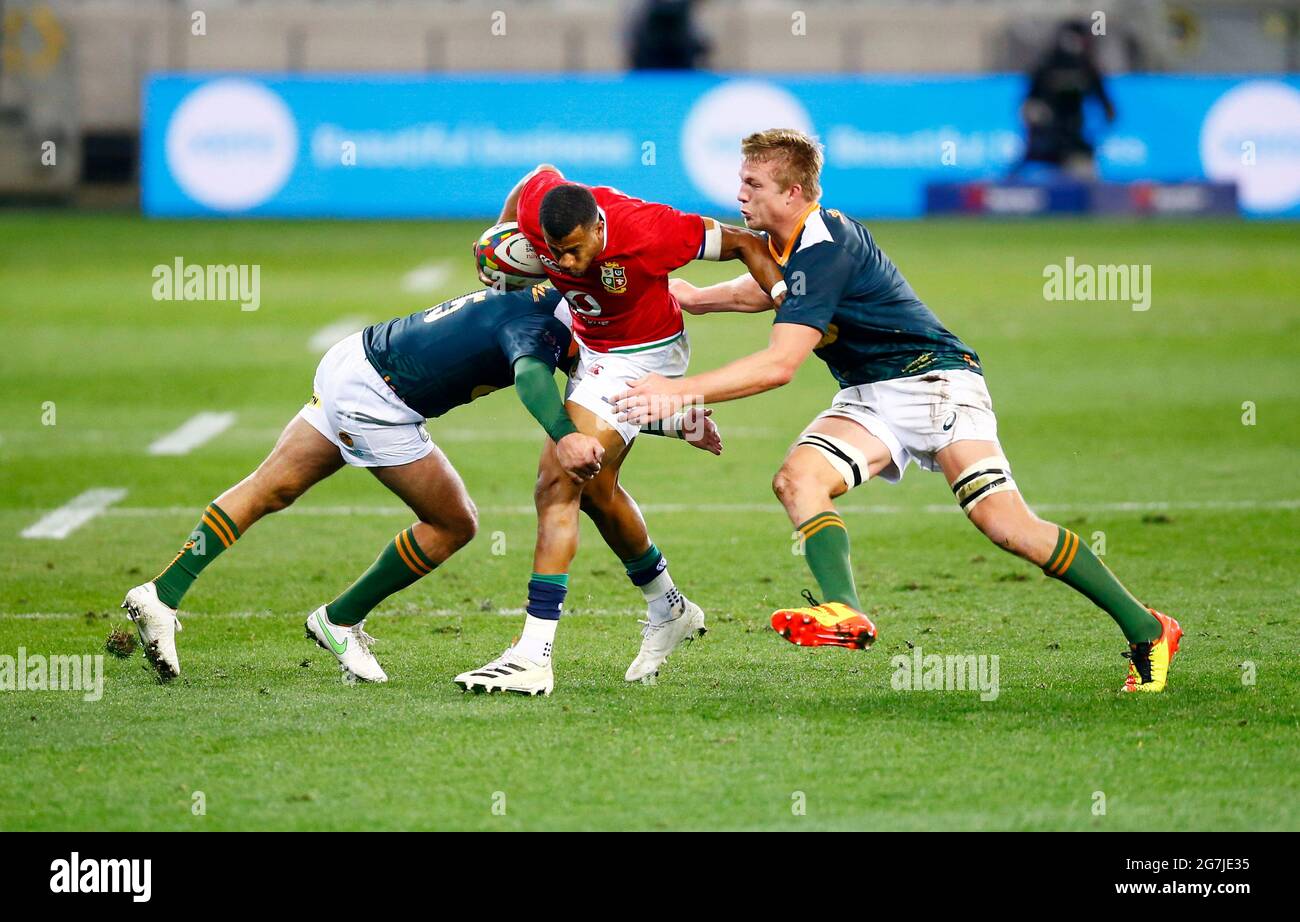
[0,214,1296,830]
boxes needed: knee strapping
[951,455,1017,515]
[797,433,871,489]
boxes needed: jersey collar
[597,205,608,258]
[768,202,821,267]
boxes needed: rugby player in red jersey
[454,165,785,694]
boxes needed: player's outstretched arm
[499,164,562,224]
[671,275,772,315]
[512,356,603,483]
[716,223,786,306]
[614,323,821,424]
[639,406,722,455]
[684,219,784,310]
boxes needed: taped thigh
[951,455,1017,515]
[796,432,872,490]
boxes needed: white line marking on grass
[6,607,638,620]
[401,262,451,294]
[0,425,780,445]
[96,498,1300,520]
[147,412,237,456]
[20,488,128,539]
[422,426,778,442]
[308,316,368,352]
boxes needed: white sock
[641,570,684,625]
[516,614,557,664]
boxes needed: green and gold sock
[1043,527,1161,643]
[797,511,861,610]
[326,526,438,626]
[153,502,241,608]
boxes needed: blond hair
[741,128,824,202]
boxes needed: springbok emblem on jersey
[600,262,628,295]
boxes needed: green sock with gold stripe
[1042,526,1161,643]
[153,502,241,608]
[797,511,861,609]
[326,526,438,626]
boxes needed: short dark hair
[540,184,598,240]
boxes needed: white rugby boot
[625,597,706,683]
[305,606,388,683]
[121,582,183,681]
[454,647,554,696]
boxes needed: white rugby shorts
[565,332,690,444]
[811,368,998,483]
[297,332,434,468]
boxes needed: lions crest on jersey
[600,262,628,295]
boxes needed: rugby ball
[474,222,547,290]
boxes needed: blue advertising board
[142,73,1300,218]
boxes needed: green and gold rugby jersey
[362,285,571,419]
[771,205,981,387]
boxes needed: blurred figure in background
[628,0,711,70]
[1015,20,1116,181]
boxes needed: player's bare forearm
[671,274,771,315]
[639,407,722,455]
[719,225,785,306]
[615,324,822,423]
[679,349,798,403]
[499,164,561,223]
[693,323,821,402]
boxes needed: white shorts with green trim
[297,332,435,468]
[565,331,690,444]
[812,368,998,483]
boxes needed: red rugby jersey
[517,170,705,352]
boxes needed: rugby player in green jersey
[616,129,1182,693]
[121,285,719,684]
